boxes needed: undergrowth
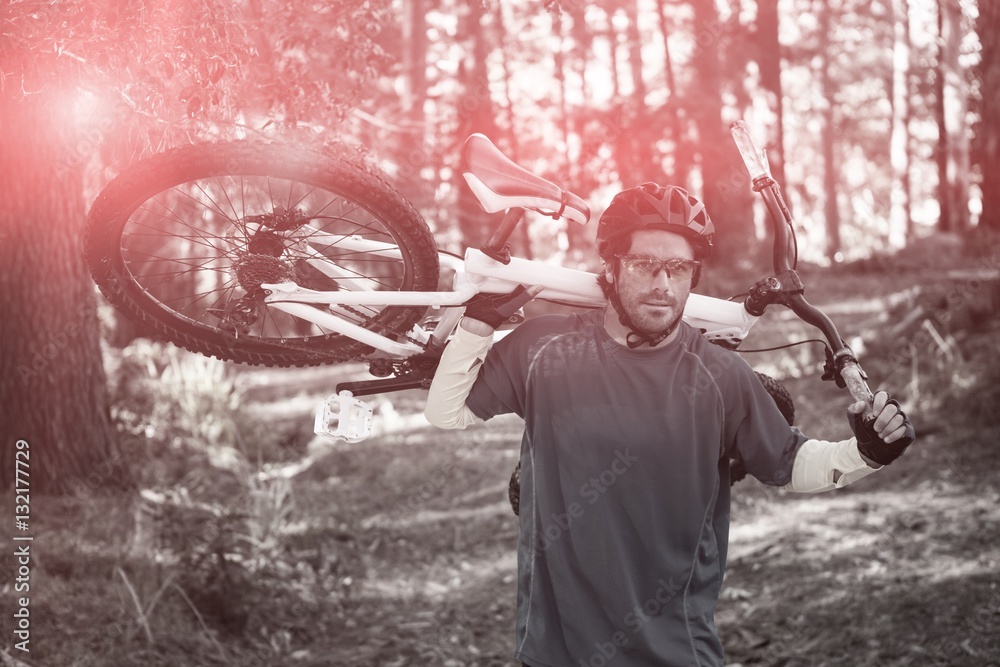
[10,257,999,665]
[20,339,343,666]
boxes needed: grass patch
[8,263,1000,665]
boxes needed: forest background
[1,0,999,665]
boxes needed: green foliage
[109,339,245,452]
[6,0,987,258]
[96,338,335,655]
[1,1,251,124]
[1,0,394,161]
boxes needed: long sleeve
[423,323,494,429]
[783,437,881,493]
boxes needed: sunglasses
[615,255,701,282]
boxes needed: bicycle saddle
[462,134,590,225]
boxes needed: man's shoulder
[510,310,595,338]
[678,323,736,358]
[491,311,597,360]
[678,324,753,377]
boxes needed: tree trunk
[689,0,754,265]
[818,0,841,261]
[623,0,653,180]
[553,8,576,254]
[455,0,501,251]
[565,2,592,104]
[399,0,431,211]
[934,0,950,231]
[564,2,595,255]
[889,0,913,246]
[975,0,1000,233]
[554,9,573,175]
[623,0,647,106]
[935,0,970,232]
[608,16,622,100]
[0,91,117,494]
[943,0,970,233]
[402,0,427,121]
[756,0,786,188]
[655,1,694,187]
[493,1,533,259]
[656,0,677,101]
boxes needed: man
[424,182,915,667]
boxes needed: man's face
[605,229,696,335]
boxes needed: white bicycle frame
[260,231,760,359]
[266,230,761,443]
[265,122,874,443]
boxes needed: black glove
[463,285,535,330]
[848,394,915,466]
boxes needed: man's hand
[461,285,542,335]
[847,391,915,467]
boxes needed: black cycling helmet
[596,183,715,259]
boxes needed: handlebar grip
[730,120,769,181]
[840,362,877,422]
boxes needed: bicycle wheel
[86,142,440,367]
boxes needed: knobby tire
[85,142,440,367]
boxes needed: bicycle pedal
[314,390,374,443]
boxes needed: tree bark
[655,0,693,187]
[455,0,501,251]
[935,0,970,232]
[402,0,427,121]
[889,0,913,246]
[0,91,117,494]
[943,0,970,233]
[398,0,431,212]
[975,0,1000,233]
[608,14,622,100]
[623,0,653,180]
[493,1,533,258]
[818,0,841,261]
[689,0,754,265]
[756,0,786,188]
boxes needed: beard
[617,288,685,335]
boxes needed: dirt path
[9,268,998,667]
[221,268,1000,666]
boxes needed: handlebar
[729,121,876,420]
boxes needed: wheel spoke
[189,180,239,224]
[124,251,232,272]
[107,161,430,353]
[133,203,234,254]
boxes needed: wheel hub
[231,253,295,292]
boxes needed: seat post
[480,207,524,265]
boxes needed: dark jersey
[466,309,807,667]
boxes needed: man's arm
[782,436,878,493]
[784,391,915,493]
[424,286,540,429]
[424,320,492,429]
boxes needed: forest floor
[3,250,1000,667]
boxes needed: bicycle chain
[338,303,430,350]
[245,301,429,360]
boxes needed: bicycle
[84,122,877,454]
